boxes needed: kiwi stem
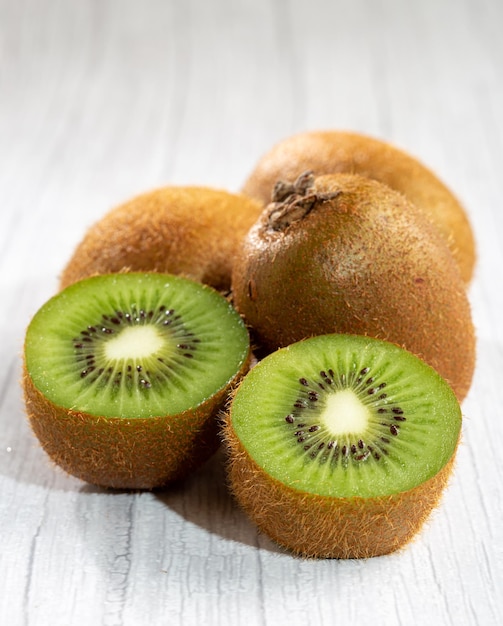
[268,171,340,232]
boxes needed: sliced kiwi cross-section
[23,272,250,489]
[225,334,461,558]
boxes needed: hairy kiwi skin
[224,424,457,559]
[242,130,475,284]
[60,186,263,292]
[231,173,475,402]
[23,355,250,490]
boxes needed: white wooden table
[1,1,502,624]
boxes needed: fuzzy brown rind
[231,174,476,402]
[23,353,250,490]
[60,187,263,292]
[224,419,458,559]
[242,130,475,284]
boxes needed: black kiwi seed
[282,366,408,466]
[72,302,201,392]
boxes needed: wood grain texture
[1,0,502,624]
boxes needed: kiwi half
[59,186,263,293]
[242,130,475,284]
[232,172,475,402]
[225,333,461,559]
[23,272,250,489]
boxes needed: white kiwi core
[104,325,167,361]
[321,389,370,435]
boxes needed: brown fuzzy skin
[231,174,475,402]
[224,420,457,559]
[60,187,263,292]
[242,130,475,284]
[23,355,250,490]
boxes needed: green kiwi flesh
[23,272,250,489]
[225,333,461,558]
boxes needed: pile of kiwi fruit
[22,129,476,559]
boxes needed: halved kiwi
[225,334,461,559]
[23,272,250,489]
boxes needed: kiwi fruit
[224,333,462,559]
[59,186,263,293]
[231,172,475,402]
[241,130,475,284]
[23,272,250,489]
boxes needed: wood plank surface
[1,0,502,624]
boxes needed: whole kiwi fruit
[23,272,250,489]
[59,186,263,293]
[231,172,475,402]
[225,333,462,559]
[241,130,475,284]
